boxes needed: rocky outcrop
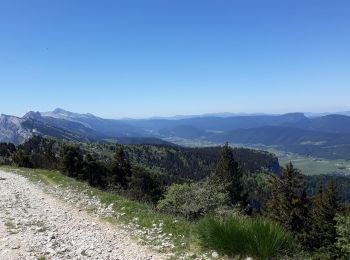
[0,112,101,145]
[0,115,32,144]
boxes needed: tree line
[1,136,164,203]
[0,136,349,258]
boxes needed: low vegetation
[197,215,295,259]
[157,181,229,220]
[1,165,196,256]
[336,213,350,258]
[1,135,349,259]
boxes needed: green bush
[157,181,228,219]
[197,215,295,259]
[128,166,164,204]
[12,150,33,168]
[336,214,350,258]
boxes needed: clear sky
[0,0,349,118]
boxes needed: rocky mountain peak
[23,111,42,120]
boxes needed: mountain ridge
[1,108,350,160]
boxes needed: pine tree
[283,162,308,232]
[211,143,244,205]
[296,189,312,245]
[336,213,350,258]
[59,144,83,178]
[265,162,309,234]
[108,147,132,188]
[12,150,33,168]
[265,173,284,222]
[83,154,106,188]
[308,180,341,257]
[128,167,164,204]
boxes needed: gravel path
[0,170,166,260]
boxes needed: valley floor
[0,170,165,260]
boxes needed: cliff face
[0,114,32,144]
[0,112,98,145]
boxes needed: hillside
[2,108,350,160]
[8,136,279,182]
[113,144,280,181]
[42,108,145,136]
[0,170,163,259]
[123,112,308,132]
[285,114,350,134]
[211,126,350,160]
[0,111,163,146]
[1,135,349,259]
[0,114,31,144]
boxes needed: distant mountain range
[1,108,350,160]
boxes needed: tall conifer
[266,162,309,234]
[211,143,244,205]
[308,180,341,256]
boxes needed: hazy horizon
[1,1,349,118]
[2,107,350,120]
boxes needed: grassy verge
[0,166,203,258]
[197,215,296,259]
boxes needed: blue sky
[0,0,349,118]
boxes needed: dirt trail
[0,170,165,260]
